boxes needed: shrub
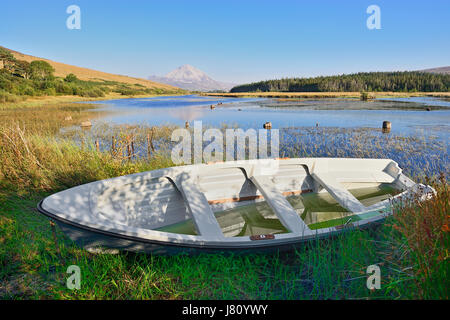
[29,60,55,80]
[23,86,36,96]
[44,87,57,96]
[55,82,74,95]
[64,73,78,82]
[78,87,105,97]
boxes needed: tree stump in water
[382,121,391,133]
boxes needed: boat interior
[90,158,414,239]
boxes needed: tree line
[230,71,450,93]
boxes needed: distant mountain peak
[165,64,211,82]
[149,65,237,92]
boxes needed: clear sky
[1,0,449,83]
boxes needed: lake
[87,95,450,141]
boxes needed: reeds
[0,122,174,192]
[388,175,449,299]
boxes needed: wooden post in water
[111,136,116,153]
[126,136,131,160]
[147,133,151,159]
[263,122,272,129]
[382,121,391,133]
[147,129,155,159]
[95,140,100,152]
[150,128,155,152]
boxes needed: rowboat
[37,158,434,254]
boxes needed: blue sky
[1,0,449,83]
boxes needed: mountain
[148,65,237,92]
[419,66,450,75]
[4,47,178,90]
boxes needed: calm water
[88,95,450,140]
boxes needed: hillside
[6,47,179,91]
[0,46,187,103]
[419,66,450,75]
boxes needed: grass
[0,102,448,299]
[389,176,449,299]
[1,189,447,299]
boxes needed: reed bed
[0,103,448,299]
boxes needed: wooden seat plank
[250,175,310,235]
[311,173,367,213]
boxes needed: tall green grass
[0,192,432,299]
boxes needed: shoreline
[3,91,449,110]
[0,92,189,109]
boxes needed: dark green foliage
[29,60,55,80]
[231,72,450,93]
[12,60,31,79]
[0,47,16,72]
[64,73,78,82]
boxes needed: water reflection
[87,95,450,140]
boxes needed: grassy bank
[0,103,448,299]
